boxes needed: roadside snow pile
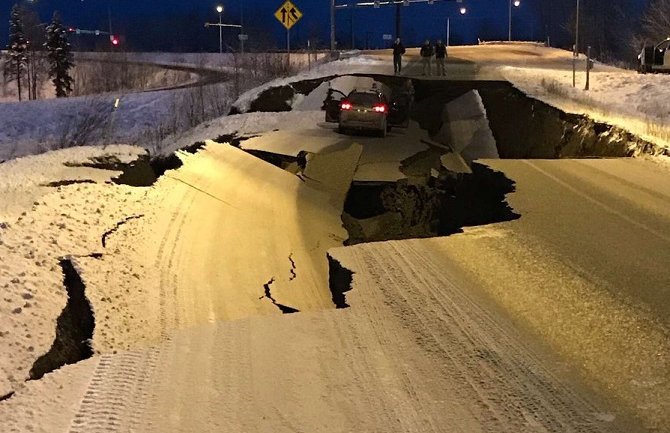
[0,145,145,220]
[0,145,149,400]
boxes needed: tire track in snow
[352,240,621,433]
[68,348,160,433]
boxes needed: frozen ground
[0,145,150,400]
[2,136,664,433]
[1,44,669,432]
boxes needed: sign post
[274,1,303,71]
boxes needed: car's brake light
[341,101,352,110]
[373,104,387,113]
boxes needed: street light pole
[508,0,520,42]
[216,5,223,54]
[575,0,580,55]
[446,17,450,47]
[240,0,244,55]
[508,0,512,41]
[573,0,580,87]
[330,0,336,54]
[446,7,467,48]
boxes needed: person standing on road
[420,40,434,76]
[392,38,406,74]
[435,39,447,77]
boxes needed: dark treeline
[536,0,646,63]
[3,0,670,64]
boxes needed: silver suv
[339,90,390,137]
[322,77,413,138]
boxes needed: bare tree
[637,0,670,44]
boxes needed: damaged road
[2,72,669,433]
[260,278,300,314]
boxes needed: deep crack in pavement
[260,278,300,314]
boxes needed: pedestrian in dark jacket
[392,38,406,74]
[420,40,434,76]
[435,39,447,76]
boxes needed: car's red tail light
[340,101,352,110]
[373,104,387,113]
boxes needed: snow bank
[0,82,232,161]
[0,145,148,398]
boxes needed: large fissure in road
[342,163,519,245]
[412,80,667,159]
[29,258,95,380]
[327,254,354,309]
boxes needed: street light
[508,0,520,42]
[216,5,224,54]
[573,0,580,87]
[446,6,467,47]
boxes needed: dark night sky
[0,0,649,51]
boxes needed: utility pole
[108,5,113,36]
[240,0,245,55]
[573,0,580,87]
[205,8,242,55]
[330,0,336,54]
[446,17,450,47]
[395,4,401,40]
[350,5,355,49]
[217,5,223,54]
[508,0,520,42]
[575,0,580,55]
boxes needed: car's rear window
[348,92,380,106]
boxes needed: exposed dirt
[342,163,519,245]
[411,79,670,159]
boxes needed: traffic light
[110,35,119,46]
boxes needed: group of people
[391,38,449,77]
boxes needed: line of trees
[634,0,670,46]
[532,0,670,64]
[3,4,73,101]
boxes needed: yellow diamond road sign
[275,1,303,30]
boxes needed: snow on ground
[0,82,232,161]
[0,51,345,163]
[0,145,150,399]
[75,51,330,71]
[0,64,197,103]
[0,145,145,220]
